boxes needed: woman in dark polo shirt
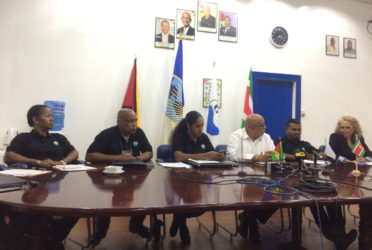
[5,104,78,167]
[4,104,78,249]
[169,110,224,244]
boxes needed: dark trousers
[310,205,345,239]
[7,213,78,249]
[243,208,277,224]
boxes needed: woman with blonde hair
[329,116,372,162]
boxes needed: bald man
[85,108,154,245]
[200,5,216,28]
[227,114,274,162]
[227,114,276,243]
[176,11,195,37]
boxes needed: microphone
[294,147,307,171]
[238,131,247,177]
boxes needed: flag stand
[351,161,361,177]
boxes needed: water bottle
[44,101,65,131]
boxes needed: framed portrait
[325,35,339,56]
[197,1,218,33]
[203,78,222,108]
[176,9,196,40]
[218,11,238,43]
[343,38,357,59]
[154,17,175,49]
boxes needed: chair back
[319,145,325,152]
[215,144,227,156]
[156,145,173,162]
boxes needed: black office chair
[318,145,325,152]
[215,144,227,155]
[156,145,173,162]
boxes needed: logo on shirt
[53,141,59,146]
[133,141,139,147]
[201,144,206,150]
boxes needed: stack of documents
[53,164,96,172]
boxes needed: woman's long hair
[170,111,202,146]
[335,115,363,141]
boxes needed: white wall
[1,0,372,158]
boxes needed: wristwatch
[36,160,41,165]
[60,160,66,165]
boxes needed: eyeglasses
[248,125,265,129]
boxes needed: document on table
[304,160,328,166]
[53,165,96,172]
[0,169,51,177]
[158,162,191,168]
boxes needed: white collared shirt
[183,26,189,35]
[161,33,169,43]
[227,128,275,162]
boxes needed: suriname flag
[352,138,365,157]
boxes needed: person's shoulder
[200,133,210,140]
[96,126,117,137]
[230,128,243,135]
[135,127,147,136]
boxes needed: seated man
[227,114,275,243]
[276,119,357,249]
[85,108,158,244]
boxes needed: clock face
[271,26,288,47]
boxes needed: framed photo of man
[154,17,175,49]
[176,9,196,40]
[203,78,222,108]
[197,1,218,33]
[218,11,238,43]
[325,35,339,56]
[343,38,356,59]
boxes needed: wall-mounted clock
[270,26,288,48]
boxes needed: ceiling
[349,0,372,4]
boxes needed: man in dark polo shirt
[275,119,357,249]
[274,119,318,161]
[85,108,154,245]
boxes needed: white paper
[53,164,96,172]
[0,169,51,177]
[158,162,191,168]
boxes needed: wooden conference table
[0,162,371,249]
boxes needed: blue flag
[166,40,184,123]
[206,67,219,135]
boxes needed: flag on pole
[241,68,253,128]
[352,138,365,157]
[207,62,219,135]
[166,40,184,123]
[271,140,284,161]
[122,59,141,127]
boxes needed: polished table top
[0,162,371,217]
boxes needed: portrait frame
[197,1,218,33]
[325,35,339,56]
[203,78,222,108]
[154,17,175,49]
[218,11,238,43]
[176,9,196,40]
[343,37,357,59]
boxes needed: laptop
[0,175,28,192]
[187,159,237,168]
[111,160,147,170]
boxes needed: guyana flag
[271,140,284,161]
[122,59,141,127]
[352,138,365,157]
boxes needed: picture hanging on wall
[203,78,222,108]
[154,17,175,49]
[343,37,356,59]
[218,11,238,43]
[197,1,218,33]
[176,9,196,40]
[325,35,339,56]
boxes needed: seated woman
[170,111,224,244]
[330,115,372,162]
[4,104,79,249]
